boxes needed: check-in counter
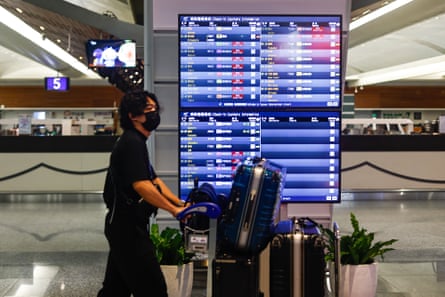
[0,136,117,193]
[1,134,445,194]
[342,135,445,191]
[342,118,414,135]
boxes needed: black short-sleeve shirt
[108,128,158,222]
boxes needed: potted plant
[150,223,195,297]
[320,213,398,297]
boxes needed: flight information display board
[178,15,342,203]
[179,110,340,202]
[179,15,342,108]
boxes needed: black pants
[97,212,168,297]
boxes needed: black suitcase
[218,157,285,255]
[212,255,260,297]
[269,218,326,297]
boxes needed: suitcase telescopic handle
[176,202,222,220]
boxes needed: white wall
[153,0,351,31]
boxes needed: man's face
[129,97,159,134]
[140,97,161,132]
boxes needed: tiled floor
[0,192,444,297]
[333,192,445,297]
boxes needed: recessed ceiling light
[39,26,45,31]
[56,39,61,43]
[350,0,414,31]
[0,6,99,78]
[15,8,23,14]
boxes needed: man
[98,89,186,297]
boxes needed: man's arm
[133,180,184,217]
[152,177,185,206]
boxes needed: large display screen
[179,110,341,202]
[179,15,342,109]
[178,15,342,203]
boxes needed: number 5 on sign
[44,77,70,91]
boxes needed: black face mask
[142,111,160,131]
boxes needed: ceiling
[0,0,445,87]
[0,0,143,86]
[347,0,445,87]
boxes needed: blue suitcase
[218,157,286,255]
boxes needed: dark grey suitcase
[212,255,260,297]
[269,218,326,297]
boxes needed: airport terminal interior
[1,1,445,297]
[0,191,444,297]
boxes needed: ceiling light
[39,25,45,31]
[15,7,23,14]
[350,0,414,31]
[346,55,445,86]
[0,6,99,78]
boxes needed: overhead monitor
[179,15,342,109]
[85,39,136,68]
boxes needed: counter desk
[0,136,118,193]
[1,135,445,194]
[342,135,445,191]
[0,136,118,153]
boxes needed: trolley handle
[176,202,222,220]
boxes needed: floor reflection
[0,192,444,296]
[8,265,59,297]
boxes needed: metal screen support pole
[206,219,217,297]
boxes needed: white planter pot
[161,262,194,297]
[340,263,378,297]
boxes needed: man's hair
[119,89,159,129]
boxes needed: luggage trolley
[181,179,227,256]
[176,187,223,297]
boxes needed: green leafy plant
[320,213,398,265]
[150,224,194,266]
